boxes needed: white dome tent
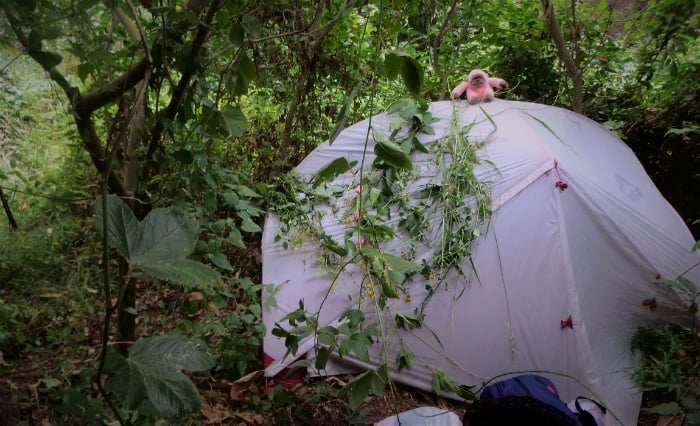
[261,99,700,425]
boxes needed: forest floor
[0,334,671,425]
[0,241,676,425]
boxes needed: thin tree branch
[541,0,583,113]
[0,186,18,231]
[146,0,225,158]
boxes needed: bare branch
[541,0,583,113]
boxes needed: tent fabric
[261,100,700,426]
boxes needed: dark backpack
[463,375,583,426]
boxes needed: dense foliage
[0,0,698,423]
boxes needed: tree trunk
[541,0,583,114]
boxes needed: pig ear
[451,81,470,98]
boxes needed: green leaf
[329,84,361,145]
[229,23,245,46]
[105,336,215,419]
[141,259,222,290]
[312,157,357,185]
[395,312,422,329]
[457,384,477,401]
[235,184,262,198]
[219,105,248,137]
[372,129,413,170]
[209,253,234,271]
[95,195,139,260]
[238,211,262,233]
[382,252,423,272]
[27,29,42,51]
[339,309,365,328]
[687,413,700,426]
[431,370,457,394]
[134,207,198,262]
[396,348,415,372]
[241,14,262,38]
[346,370,373,411]
[693,240,700,252]
[375,364,389,386]
[104,349,146,409]
[226,227,246,248]
[321,238,348,257]
[681,397,700,411]
[31,51,62,68]
[10,0,37,15]
[339,332,372,361]
[232,54,257,96]
[647,402,683,416]
[380,277,399,299]
[384,52,423,98]
[315,347,330,370]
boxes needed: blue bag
[464,374,583,426]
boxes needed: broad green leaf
[95,195,139,260]
[312,157,357,185]
[249,303,261,318]
[371,365,388,396]
[382,252,423,272]
[687,413,700,426]
[457,384,477,401]
[105,336,214,419]
[317,326,339,347]
[395,312,422,330]
[321,238,348,257]
[238,211,262,233]
[27,29,42,52]
[693,240,700,252]
[431,370,456,394]
[647,402,683,416]
[410,136,429,153]
[209,253,234,271]
[315,347,330,370]
[372,129,413,170]
[396,348,415,372]
[220,105,248,137]
[234,184,262,198]
[141,259,222,290]
[134,207,197,263]
[104,349,146,409]
[231,54,257,96]
[229,23,245,46]
[681,397,700,411]
[381,276,399,299]
[361,247,421,272]
[339,309,365,328]
[226,227,246,248]
[31,51,62,68]
[9,0,37,14]
[339,332,372,361]
[346,370,373,411]
[384,53,401,80]
[384,52,423,98]
[241,14,262,38]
